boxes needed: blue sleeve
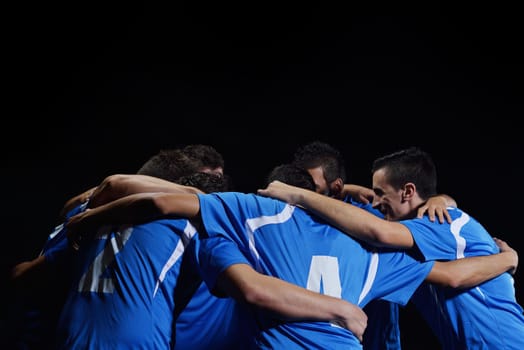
[44,202,89,264]
[401,211,498,261]
[197,193,246,241]
[361,250,434,306]
[198,236,251,293]
[42,224,70,265]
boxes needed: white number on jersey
[306,255,342,298]
[77,226,133,293]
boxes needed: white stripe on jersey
[245,204,295,272]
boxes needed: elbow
[92,174,126,203]
[431,266,467,289]
[370,226,390,244]
[238,283,274,308]
[367,229,388,247]
[150,194,174,216]
[444,275,464,289]
[240,283,269,306]
[101,174,126,189]
[443,263,491,289]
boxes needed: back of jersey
[197,192,433,349]
[55,219,188,349]
[173,236,257,349]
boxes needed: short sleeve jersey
[401,207,524,349]
[42,201,88,265]
[56,218,254,350]
[196,192,434,349]
[349,200,402,350]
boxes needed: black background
[3,2,523,348]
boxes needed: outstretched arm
[66,192,201,247]
[426,237,518,288]
[217,263,367,341]
[60,174,201,218]
[88,174,203,208]
[66,191,369,341]
[10,255,47,284]
[344,184,456,224]
[259,181,414,248]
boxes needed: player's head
[265,163,316,191]
[137,144,227,184]
[182,144,225,177]
[137,149,195,183]
[292,141,346,197]
[371,146,437,221]
[178,172,230,193]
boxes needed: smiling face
[371,168,412,221]
[370,147,436,221]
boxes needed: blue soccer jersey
[174,238,256,350]
[402,207,524,349]
[196,192,435,349]
[55,218,253,349]
[41,201,88,265]
[350,200,402,350]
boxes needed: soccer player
[64,164,517,349]
[8,146,229,349]
[259,146,524,349]
[291,140,456,349]
[51,156,367,348]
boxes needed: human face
[306,166,330,195]
[371,168,411,221]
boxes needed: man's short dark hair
[266,164,316,191]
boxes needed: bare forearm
[11,255,46,282]
[260,181,411,247]
[428,252,517,288]
[247,274,347,321]
[219,264,367,338]
[67,193,169,236]
[89,174,202,208]
[67,192,200,234]
[297,188,412,248]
